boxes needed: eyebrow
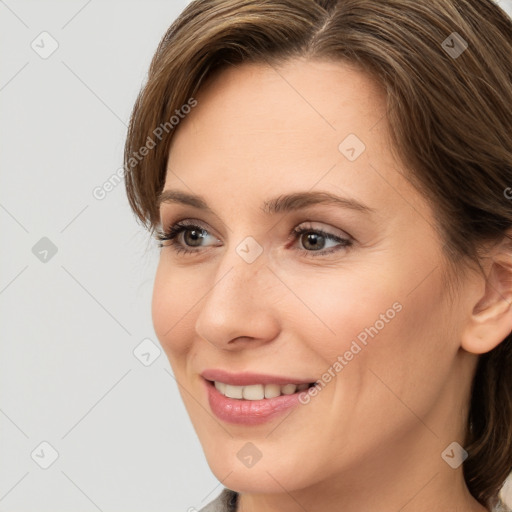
[157,189,375,215]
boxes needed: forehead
[168,58,387,159]
[164,58,419,219]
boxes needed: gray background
[1,1,512,511]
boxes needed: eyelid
[292,220,352,240]
[159,208,228,237]
[160,217,221,240]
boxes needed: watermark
[92,97,197,200]
[236,236,263,264]
[32,237,58,263]
[441,441,468,469]
[92,166,125,200]
[504,187,512,200]
[31,441,59,469]
[298,301,403,405]
[237,442,263,468]
[31,31,59,59]
[133,338,161,367]
[441,32,468,59]
[338,133,366,162]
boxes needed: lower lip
[204,379,308,425]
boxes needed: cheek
[151,259,198,360]
[278,266,404,361]
[281,260,454,399]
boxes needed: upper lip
[201,369,315,386]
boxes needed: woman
[123,0,512,510]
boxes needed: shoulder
[493,499,512,512]
[198,488,239,512]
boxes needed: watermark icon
[298,301,403,404]
[441,32,468,59]
[31,31,59,59]
[237,442,263,468]
[92,97,197,200]
[441,441,468,469]
[133,338,161,367]
[31,441,59,469]
[504,187,512,200]
[32,237,58,263]
[236,236,263,264]
[338,133,366,162]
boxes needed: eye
[156,220,353,257]
[156,220,220,255]
[289,223,353,257]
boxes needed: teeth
[264,384,281,399]
[224,384,243,399]
[213,381,310,400]
[281,383,297,395]
[214,381,226,394]
[243,384,265,400]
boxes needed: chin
[203,444,317,495]
[216,468,299,494]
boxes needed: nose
[194,245,281,350]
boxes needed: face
[152,59,477,497]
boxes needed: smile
[200,369,317,424]
[211,381,314,400]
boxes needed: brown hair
[124,0,512,508]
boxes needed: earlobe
[461,240,512,355]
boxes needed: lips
[200,369,317,425]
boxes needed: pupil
[185,229,204,246]
[303,232,324,251]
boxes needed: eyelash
[156,220,353,258]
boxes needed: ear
[461,235,512,355]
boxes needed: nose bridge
[194,239,279,346]
[216,249,267,302]
[217,232,273,300]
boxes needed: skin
[152,58,509,512]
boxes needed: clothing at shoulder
[493,499,512,512]
[198,488,239,512]
[197,489,512,512]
